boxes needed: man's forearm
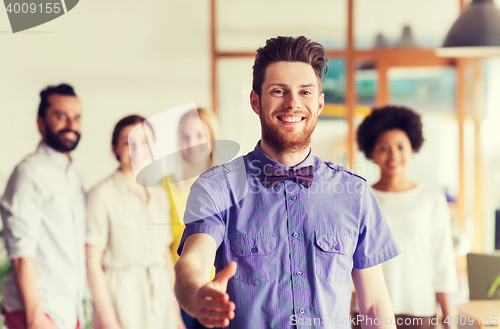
[353,266,397,329]
[11,257,43,324]
[174,257,210,316]
[361,304,397,329]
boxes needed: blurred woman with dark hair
[355,106,457,329]
[86,115,185,329]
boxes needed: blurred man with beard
[175,36,400,329]
[0,84,86,329]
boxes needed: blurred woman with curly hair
[355,106,457,329]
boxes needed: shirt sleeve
[85,185,110,250]
[352,183,401,269]
[177,174,227,257]
[0,165,43,259]
[431,191,458,292]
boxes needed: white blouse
[373,184,458,316]
[86,170,176,329]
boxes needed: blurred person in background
[0,84,85,329]
[165,108,219,329]
[85,115,185,329]
[355,106,458,329]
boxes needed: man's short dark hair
[356,106,425,159]
[252,36,328,98]
[38,83,77,118]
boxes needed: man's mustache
[57,129,81,138]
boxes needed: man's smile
[277,114,305,125]
[60,131,78,142]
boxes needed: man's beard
[44,121,81,153]
[260,113,317,155]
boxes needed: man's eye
[301,90,312,95]
[273,90,284,95]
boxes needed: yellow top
[164,175,195,263]
[164,175,215,279]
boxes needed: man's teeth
[63,132,76,140]
[281,116,302,123]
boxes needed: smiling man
[0,84,86,329]
[174,36,400,328]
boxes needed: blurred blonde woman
[164,108,219,329]
[166,108,220,263]
[86,115,185,329]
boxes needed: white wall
[0,0,349,192]
[0,0,211,191]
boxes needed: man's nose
[284,94,301,110]
[64,116,79,131]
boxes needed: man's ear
[37,116,45,136]
[318,93,325,116]
[250,90,261,116]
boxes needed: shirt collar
[252,140,315,186]
[37,141,72,170]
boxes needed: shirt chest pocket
[229,233,277,286]
[314,231,355,283]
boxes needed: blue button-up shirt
[179,141,400,328]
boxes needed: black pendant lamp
[436,0,500,57]
[397,25,418,48]
[374,33,388,48]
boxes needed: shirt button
[299,308,305,314]
[292,232,299,238]
[296,271,302,277]
[335,244,341,251]
[290,195,297,201]
[251,247,258,253]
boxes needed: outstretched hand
[193,261,237,328]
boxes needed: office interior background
[1,0,500,319]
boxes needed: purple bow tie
[264,165,314,188]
